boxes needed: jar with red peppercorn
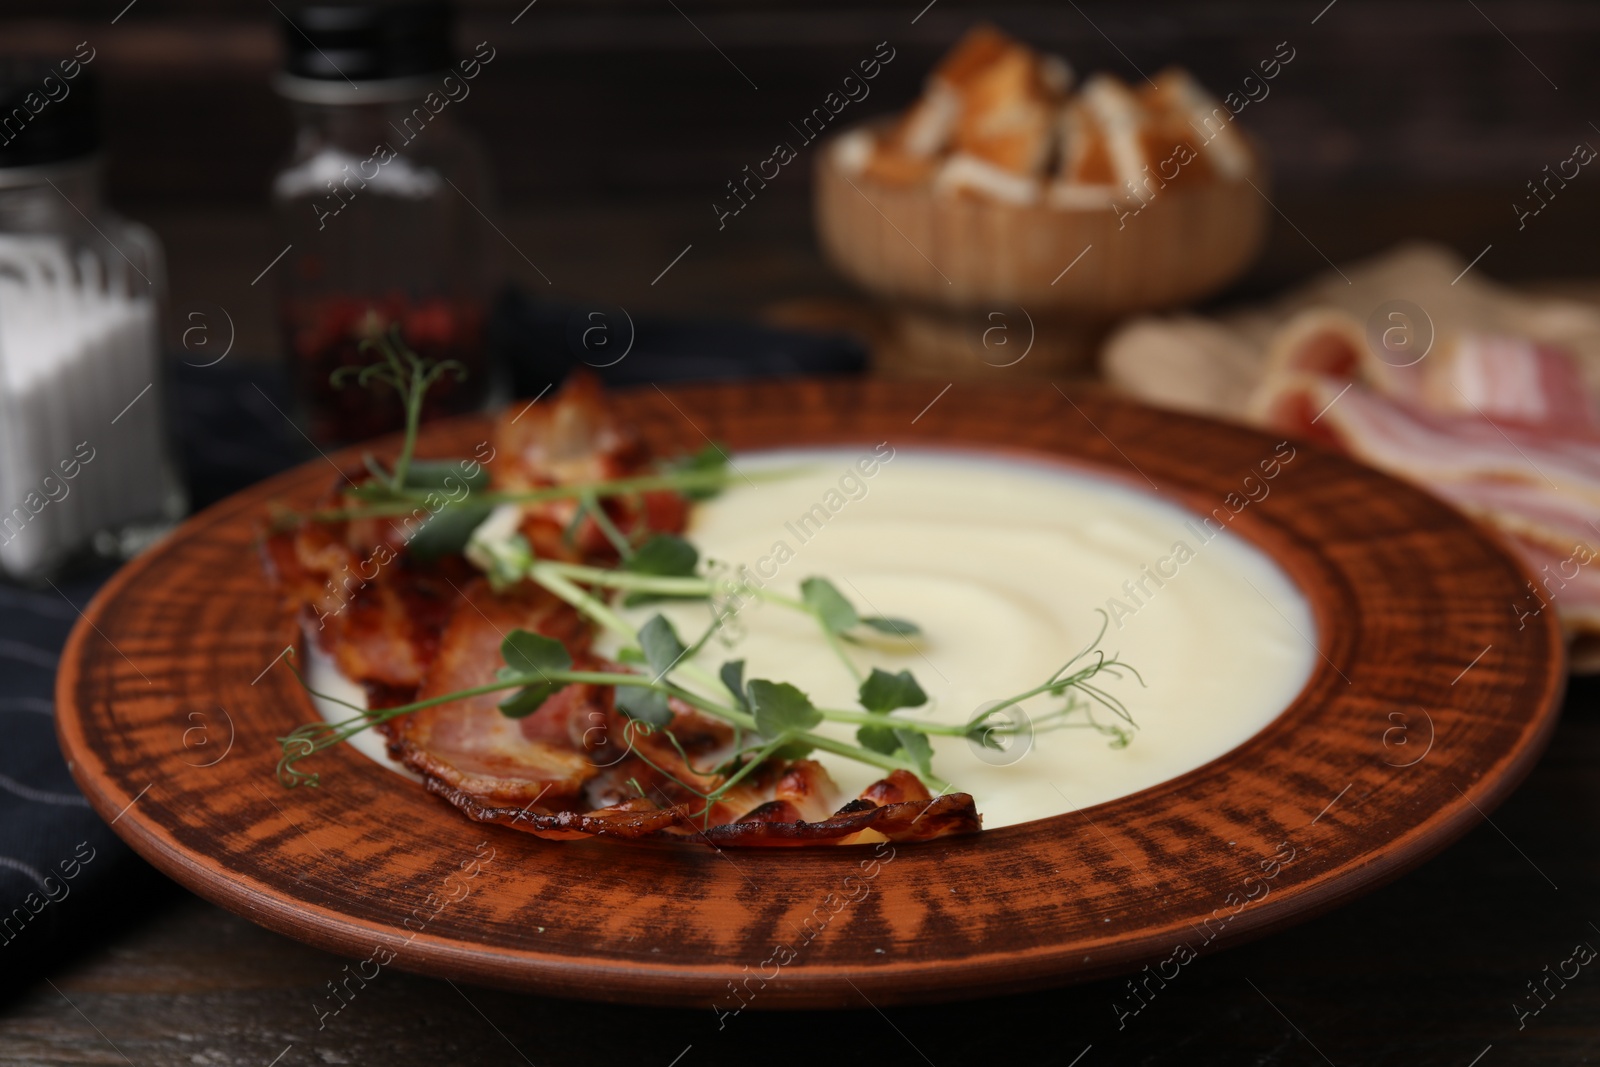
[270,2,498,444]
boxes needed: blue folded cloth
[0,578,126,966]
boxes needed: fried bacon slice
[389,587,982,846]
[397,609,983,846]
[492,371,690,563]
[261,511,471,697]
[390,579,600,804]
[265,372,983,846]
[428,767,981,847]
[262,371,690,701]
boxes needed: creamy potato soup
[630,448,1315,828]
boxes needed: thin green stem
[391,360,423,490]
[751,588,806,611]
[580,490,636,559]
[533,567,639,645]
[815,707,972,736]
[818,622,864,684]
[802,732,948,793]
[706,735,789,799]
[302,468,802,524]
[535,562,712,596]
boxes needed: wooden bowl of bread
[815,25,1270,379]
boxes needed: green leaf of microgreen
[638,614,687,679]
[800,577,858,633]
[720,660,748,711]
[861,616,921,638]
[501,629,573,675]
[894,728,935,778]
[966,720,1008,751]
[625,534,699,578]
[342,482,406,501]
[855,724,901,756]
[499,681,564,718]
[772,739,815,761]
[621,534,704,606]
[497,628,569,716]
[670,444,731,501]
[858,668,927,714]
[747,680,823,739]
[407,502,494,560]
[614,684,673,726]
[403,460,491,493]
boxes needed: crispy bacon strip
[391,580,599,805]
[428,768,981,846]
[261,515,469,695]
[265,372,983,846]
[262,371,689,698]
[493,371,689,563]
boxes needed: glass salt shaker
[271,1,497,445]
[0,58,184,582]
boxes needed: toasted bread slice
[1141,67,1250,180]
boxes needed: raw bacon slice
[1254,309,1427,410]
[1255,373,1600,506]
[1255,370,1600,667]
[1423,478,1600,559]
[1254,310,1599,432]
[1422,333,1600,432]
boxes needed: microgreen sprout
[331,326,465,493]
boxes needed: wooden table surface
[4,673,1596,1066]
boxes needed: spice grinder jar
[271,1,498,445]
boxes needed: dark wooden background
[7,0,1600,355]
[5,1,1600,1063]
